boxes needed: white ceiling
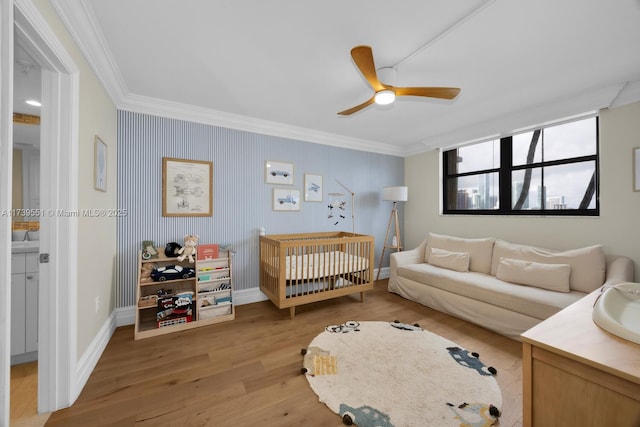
[53,0,640,156]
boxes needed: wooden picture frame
[94,135,107,192]
[273,188,300,211]
[162,157,213,217]
[265,160,294,185]
[304,173,323,202]
[634,148,640,192]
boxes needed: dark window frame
[443,118,599,216]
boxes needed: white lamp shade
[382,186,408,202]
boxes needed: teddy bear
[177,234,199,263]
[139,263,154,283]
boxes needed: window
[443,116,598,215]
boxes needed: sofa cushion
[397,263,584,320]
[496,257,571,292]
[490,240,605,293]
[425,233,495,274]
[427,248,470,272]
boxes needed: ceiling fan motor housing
[377,67,397,86]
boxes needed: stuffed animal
[139,263,154,283]
[177,234,199,263]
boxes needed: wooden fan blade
[337,96,376,116]
[350,45,385,92]
[394,86,461,100]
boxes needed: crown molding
[51,0,128,105]
[120,93,407,156]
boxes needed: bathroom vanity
[521,288,640,426]
[11,242,39,365]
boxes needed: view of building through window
[443,116,598,215]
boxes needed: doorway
[1,2,79,424]
[10,40,43,424]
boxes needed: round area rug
[303,321,502,427]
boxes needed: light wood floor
[45,280,523,426]
[10,362,51,427]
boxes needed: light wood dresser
[521,288,640,427]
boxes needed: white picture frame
[94,135,107,192]
[265,160,294,185]
[273,188,300,211]
[304,173,323,202]
[634,147,640,192]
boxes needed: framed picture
[162,157,213,217]
[273,188,300,211]
[304,173,323,202]
[265,160,294,185]
[94,136,107,192]
[635,147,640,192]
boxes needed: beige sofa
[388,233,634,340]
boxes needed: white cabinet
[11,274,26,357]
[11,251,39,364]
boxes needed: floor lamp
[377,186,408,280]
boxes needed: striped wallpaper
[116,111,404,308]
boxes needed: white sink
[593,282,640,344]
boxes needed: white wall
[405,101,640,280]
[34,0,117,358]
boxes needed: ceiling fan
[338,45,461,116]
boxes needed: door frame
[1,0,79,423]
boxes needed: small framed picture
[273,188,300,211]
[265,160,294,185]
[304,173,323,202]
[94,136,107,192]
[634,147,640,192]
[162,157,213,217]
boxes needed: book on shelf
[157,294,193,327]
[197,244,219,260]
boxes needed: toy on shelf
[164,241,182,258]
[177,234,199,263]
[139,263,154,283]
[150,265,195,282]
[142,240,158,260]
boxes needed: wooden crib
[259,232,375,318]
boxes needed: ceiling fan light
[374,90,395,105]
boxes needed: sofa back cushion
[496,257,571,292]
[425,233,495,274]
[490,240,606,293]
[427,248,470,272]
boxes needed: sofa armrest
[603,254,635,287]
[390,238,427,278]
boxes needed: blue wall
[116,111,404,307]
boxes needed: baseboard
[233,287,269,305]
[377,267,390,280]
[73,309,117,401]
[11,351,37,366]
[115,305,136,327]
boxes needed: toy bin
[199,302,232,319]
